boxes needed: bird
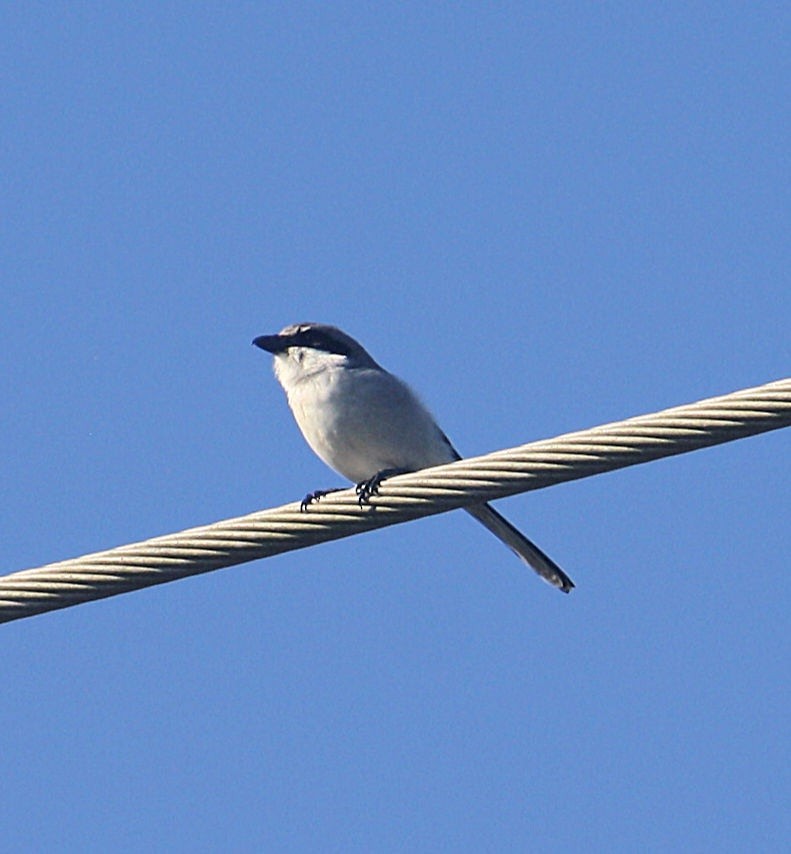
[253,322,574,593]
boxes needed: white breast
[281,362,455,483]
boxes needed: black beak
[252,334,287,354]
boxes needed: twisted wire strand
[2,378,789,624]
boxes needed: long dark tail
[465,503,575,593]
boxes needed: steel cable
[2,378,789,624]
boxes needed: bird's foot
[355,468,408,507]
[300,488,343,512]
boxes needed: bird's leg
[355,468,409,507]
[300,488,344,512]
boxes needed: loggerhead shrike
[253,323,574,593]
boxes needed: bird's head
[253,323,379,387]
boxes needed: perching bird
[253,323,574,592]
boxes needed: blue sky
[2,4,788,851]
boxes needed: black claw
[300,488,343,512]
[355,468,408,507]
